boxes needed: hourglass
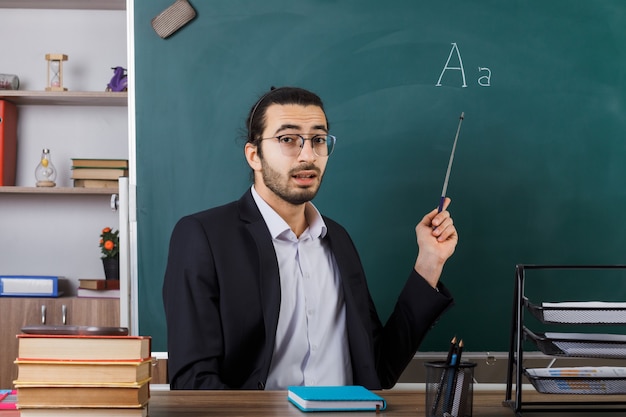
[45,54,68,92]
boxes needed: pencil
[431,336,457,414]
[445,336,457,364]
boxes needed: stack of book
[77,278,120,299]
[14,333,151,416]
[71,158,129,189]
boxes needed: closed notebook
[287,385,386,412]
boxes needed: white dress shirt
[251,186,353,389]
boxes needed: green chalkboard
[134,0,626,353]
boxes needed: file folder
[0,100,17,186]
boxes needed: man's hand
[414,197,459,288]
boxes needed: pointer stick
[438,112,464,213]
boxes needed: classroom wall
[133,0,626,353]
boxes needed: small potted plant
[100,227,120,280]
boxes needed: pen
[431,336,457,414]
[443,349,458,416]
[437,112,464,213]
[445,339,464,415]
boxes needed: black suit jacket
[162,190,453,390]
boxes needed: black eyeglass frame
[258,134,337,157]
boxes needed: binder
[0,275,60,297]
[0,100,18,186]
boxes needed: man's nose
[298,138,317,159]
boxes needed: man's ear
[245,142,262,171]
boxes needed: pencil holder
[424,361,476,417]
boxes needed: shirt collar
[250,185,327,239]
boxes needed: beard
[260,159,323,205]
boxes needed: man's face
[250,103,329,206]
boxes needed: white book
[77,288,120,299]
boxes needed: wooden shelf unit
[0,186,119,195]
[0,91,127,106]
[0,0,125,10]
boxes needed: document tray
[525,299,626,325]
[524,327,626,359]
[524,370,626,395]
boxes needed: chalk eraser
[151,0,197,39]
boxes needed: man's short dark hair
[246,86,328,146]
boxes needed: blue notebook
[287,385,387,412]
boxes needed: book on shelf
[17,334,151,361]
[0,389,17,410]
[71,158,129,169]
[14,358,152,385]
[287,385,387,412]
[73,179,120,189]
[71,167,128,180]
[0,275,61,297]
[79,279,120,290]
[19,406,148,417]
[15,379,150,408]
[77,288,120,299]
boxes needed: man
[162,86,458,390]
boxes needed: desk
[2,390,623,416]
[146,390,621,417]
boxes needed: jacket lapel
[238,190,281,377]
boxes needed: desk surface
[2,389,624,416]
[147,390,623,417]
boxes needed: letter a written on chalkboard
[478,67,492,86]
[436,43,468,87]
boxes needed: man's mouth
[293,172,316,179]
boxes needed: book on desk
[19,407,147,417]
[14,380,150,408]
[0,389,16,410]
[16,334,151,361]
[13,333,151,415]
[287,385,386,412]
[14,358,152,385]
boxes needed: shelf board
[0,0,125,10]
[0,186,118,195]
[0,91,127,106]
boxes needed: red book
[0,389,17,410]
[0,100,18,186]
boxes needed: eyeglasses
[259,134,336,157]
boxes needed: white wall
[0,8,128,293]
